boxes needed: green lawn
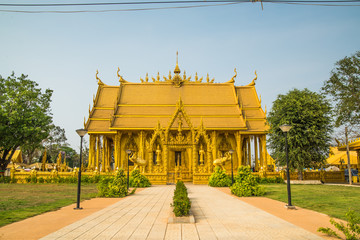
[262,184,360,220]
[0,184,98,227]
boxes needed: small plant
[97,169,128,198]
[208,166,232,187]
[230,166,265,197]
[129,169,151,188]
[171,181,191,217]
[318,210,360,239]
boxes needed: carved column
[88,134,96,171]
[211,131,218,161]
[113,132,122,170]
[259,135,266,170]
[254,135,259,171]
[96,135,100,170]
[235,131,242,169]
[247,137,251,166]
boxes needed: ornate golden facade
[85,58,269,184]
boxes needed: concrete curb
[168,209,195,224]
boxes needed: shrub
[0,176,12,183]
[318,210,360,239]
[129,169,151,188]
[97,169,128,198]
[208,166,232,187]
[258,176,284,184]
[230,166,265,197]
[172,181,191,217]
[38,177,45,183]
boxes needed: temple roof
[327,147,358,165]
[338,138,360,151]
[85,65,268,134]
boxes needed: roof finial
[96,70,104,85]
[174,51,180,74]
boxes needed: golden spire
[174,51,181,74]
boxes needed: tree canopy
[322,51,360,127]
[0,73,53,171]
[267,88,333,178]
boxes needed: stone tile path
[41,185,323,240]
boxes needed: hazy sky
[1,1,359,152]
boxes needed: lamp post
[74,128,87,210]
[125,149,131,190]
[279,124,294,209]
[229,150,234,185]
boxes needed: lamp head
[76,128,87,137]
[126,149,132,155]
[229,149,234,154]
[279,124,292,133]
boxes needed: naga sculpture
[213,152,231,170]
[129,152,147,171]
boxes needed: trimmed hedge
[172,181,191,217]
[208,166,232,187]
[129,169,151,188]
[230,166,265,197]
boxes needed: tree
[322,51,360,128]
[42,124,67,162]
[0,73,53,173]
[267,88,333,179]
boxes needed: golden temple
[84,57,269,184]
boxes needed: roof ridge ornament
[117,67,127,83]
[247,70,257,86]
[96,70,104,86]
[226,68,237,84]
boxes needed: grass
[262,184,360,221]
[0,183,98,227]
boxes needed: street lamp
[279,124,294,209]
[74,128,87,210]
[125,149,132,190]
[229,150,234,185]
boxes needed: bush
[318,210,360,239]
[0,176,12,183]
[208,166,232,187]
[230,166,265,197]
[172,181,191,217]
[129,169,151,188]
[257,176,284,184]
[97,169,128,198]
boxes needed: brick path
[41,185,323,240]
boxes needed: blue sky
[1,1,359,151]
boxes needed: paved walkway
[41,185,323,240]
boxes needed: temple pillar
[254,135,259,171]
[88,134,96,171]
[113,132,122,170]
[247,137,251,166]
[211,131,218,161]
[260,135,266,170]
[235,132,242,169]
[357,150,360,170]
[96,136,100,171]
[164,145,168,172]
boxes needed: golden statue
[129,152,147,171]
[156,145,162,166]
[199,145,205,165]
[213,152,231,170]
